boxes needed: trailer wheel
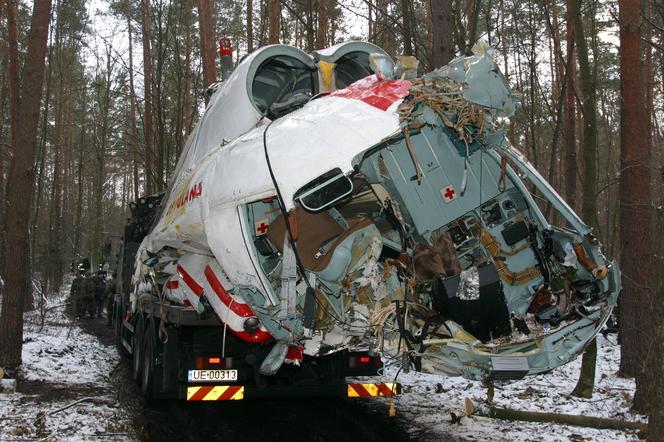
[141,320,158,400]
[132,315,145,383]
[114,299,130,358]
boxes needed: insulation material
[130,41,620,381]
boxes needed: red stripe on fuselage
[204,265,271,344]
[331,79,411,111]
[177,264,203,297]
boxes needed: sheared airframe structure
[129,41,620,382]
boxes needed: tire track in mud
[80,319,421,442]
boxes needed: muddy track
[77,318,417,442]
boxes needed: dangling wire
[262,121,373,331]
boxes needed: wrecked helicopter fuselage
[133,41,620,382]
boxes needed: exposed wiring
[262,121,375,331]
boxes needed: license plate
[187,369,238,383]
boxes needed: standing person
[94,270,106,319]
[70,270,85,318]
[105,272,117,326]
[82,271,95,319]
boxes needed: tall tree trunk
[564,0,577,210]
[196,0,216,93]
[316,0,326,49]
[0,45,6,233]
[0,0,52,368]
[465,0,480,55]
[430,0,454,68]
[268,0,280,44]
[617,0,648,381]
[631,0,655,413]
[573,0,598,229]
[368,0,373,42]
[426,0,433,69]
[141,0,154,195]
[73,130,84,254]
[400,0,413,56]
[649,209,664,439]
[183,0,193,146]
[570,0,599,398]
[127,13,140,200]
[247,0,254,53]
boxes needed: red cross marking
[256,222,269,235]
[444,187,455,200]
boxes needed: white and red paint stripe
[203,262,271,343]
[331,77,410,111]
[177,263,206,314]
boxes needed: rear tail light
[349,354,381,368]
[195,356,232,369]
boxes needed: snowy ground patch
[0,280,136,441]
[379,335,646,441]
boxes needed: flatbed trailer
[113,293,400,401]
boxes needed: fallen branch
[48,397,106,416]
[477,405,646,432]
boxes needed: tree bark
[465,0,480,55]
[426,0,433,69]
[618,0,652,389]
[481,406,646,432]
[182,0,193,145]
[141,0,154,195]
[572,0,598,229]
[0,0,53,368]
[430,0,454,68]
[316,0,326,49]
[648,209,664,440]
[196,0,216,93]
[247,0,254,53]
[127,13,140,200]
[268,0,280,44]
[570,0,599,398]
[400,0,413,56]
[563,0,577,210]
[631,0,656,414]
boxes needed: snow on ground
[378,335,646,441]
[1,277,647,441]
[0,279,135,441]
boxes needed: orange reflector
[209,357,221,364]
[347,383,398,398]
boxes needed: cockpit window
[335,51,373,89]
[294,168,354,212]
[251,55,317,119]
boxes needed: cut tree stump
[0,378,17,394]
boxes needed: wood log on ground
[478,405,645,432]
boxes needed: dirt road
[78,318,417,442]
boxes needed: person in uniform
[70,271,85,318]
[82,271,96,318]
[93,270,107,319]
[105,272,117,325]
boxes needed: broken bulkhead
[133,41,620,381]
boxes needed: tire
[141,319,158,400]
[132,315,145,384]
[114,300,130,359]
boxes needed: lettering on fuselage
[167,182,203,217]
